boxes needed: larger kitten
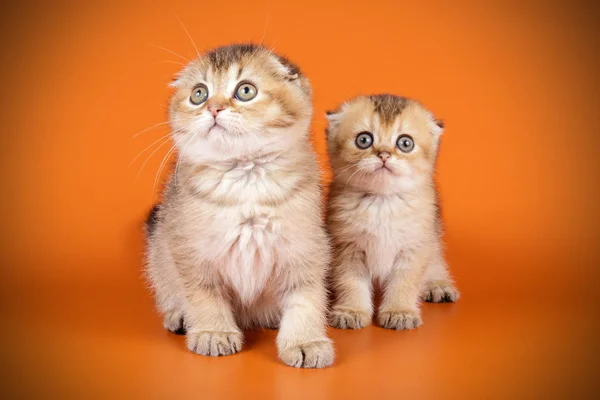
[326,94,459,331]
[144,44,333,368]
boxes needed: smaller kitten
[326,94,459,331]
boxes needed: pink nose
[378,152,391,162]
[208,104,225,117]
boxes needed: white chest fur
[335,193,431,280]
[219,207,280,304]
[186,156,295,304]
[192,156,302,205]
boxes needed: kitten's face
[326,95,443,194]
[169,44,312,163]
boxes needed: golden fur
[326,95,459,331]
[144,44,333,368]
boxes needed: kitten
[325,94,459,331]
[144,44,333,368]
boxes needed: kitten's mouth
[375,165,393,173]
[209,121,226,133]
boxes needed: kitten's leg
[329,246,372,329]
[421,245,460,303]
[145,234,186,334]
[276,273,334,368]
[181,272,243,357]
[235,294,281,331]
[253,295,281,330]
[377,252,428,330]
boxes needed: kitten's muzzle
[376,152,394,173]
[208,104,225,117]
[378,151,391,162]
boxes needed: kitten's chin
[346,170,417,195]
[373,166,394,175]
[208,124,227,135]
[176,127,304,164]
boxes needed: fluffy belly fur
[338,205,426,281]
[217,211,280,304]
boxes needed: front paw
[377,309,422,330]
[163,309,185,335]
[329,307,371,329]
[279,340,334,368]
[421,280,460,303]
[187,331,243,356]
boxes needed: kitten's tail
[144,204,161,237]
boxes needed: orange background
[1,0,599,398]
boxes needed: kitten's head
[169,44,312,163]
[326,95,443,194]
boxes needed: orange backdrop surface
[1,1,599,398]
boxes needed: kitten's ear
[168,77,181,88]
[280,67,301,83]
[271,55,301,81]
[431,118,444,137]
[168,71,184,88]
[325,110,343,138]
[429,118,444,157]
[271,56,313,97]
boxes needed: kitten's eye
[235,82,258,101]
[190,84,209,105]
[396,135,415,153]
[355,132,374,149]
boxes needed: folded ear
[272,54,301,80]
[325,110,344,138]
[168,76,182,88]
[431,119,444,137]
[429,118,444,157]
[168,68,186,88]
[270,54,313,97]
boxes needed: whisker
[157,60,187,67]
[135,133,178,184]
[336,162,360,177]
[265,41,279,59]
[236,121,264,142]
[344,166,368,189]
[237,119,271,138]
[357,168,370,185]
[234,122,274,160]
[149,43,191,63]
[172,131,199,190]
[132,121,170,139]
[244,13,270,68]
[173,148,184,189]
[129,132,172,167]
[257,12,269,48]
[153,142,179,194]
[172,10,201,59]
